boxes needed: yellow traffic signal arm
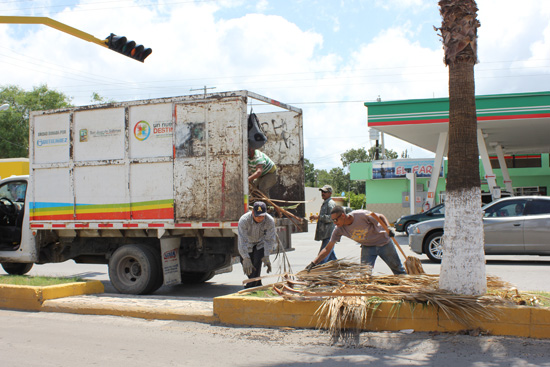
[0,16,108,48]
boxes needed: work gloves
[261,256,272,273]
[305,261,317,273]
[242,257,255,276]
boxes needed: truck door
[254,111,305,220]
[173,97,246,222]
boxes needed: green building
[350,91,550,223]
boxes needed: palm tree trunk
[437,0,486,295]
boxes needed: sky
[1,0,549,170]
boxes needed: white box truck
[0,90,306,294]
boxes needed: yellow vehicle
[0,158,29,179]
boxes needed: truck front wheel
[108,244,162,295]
[1,262,33,275]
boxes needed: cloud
[0,0,548,170]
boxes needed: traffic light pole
[0,16,108,49]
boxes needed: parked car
[408,196,550,263]
[394,204,445,234]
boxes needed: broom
[369,212,425,275]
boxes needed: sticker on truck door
[175,122,205,158]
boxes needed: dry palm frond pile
[241,260,545,344]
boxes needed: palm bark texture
[436,0,486,295]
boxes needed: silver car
[408,196,550,263]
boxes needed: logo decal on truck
[134,121,151,141]
[163,249,177,260]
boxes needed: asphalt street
[2,223,549,297]
[1,309,550,367]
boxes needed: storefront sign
[373,159,444,179]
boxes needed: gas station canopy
[365,91,550,156]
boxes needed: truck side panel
[128,103,173,159]
[74,165,130,220]
[31,111,72,220]
[130,162,173,220]
[74,108,125,161]
[128,103,174,220]
[33,112,70,164]
[31,168,73,221]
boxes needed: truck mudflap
[160,237,182,286]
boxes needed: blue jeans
[361,241,406,275]
[318,237,337,264]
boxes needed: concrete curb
[213,295,550,339]
[41,295,218,323]
[0,281,104,311]
[2,282,549,339]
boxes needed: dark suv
[394,204,445,234]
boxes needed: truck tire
[141,245,164,293]
[108,244,162,295]
[1,262,33,275]
[181,271,215,284]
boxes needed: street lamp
[0,103,9,111]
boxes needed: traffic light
[105,33,152,62]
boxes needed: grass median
[0,275,84,286]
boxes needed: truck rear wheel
[181,271,215,284]
[1,262,33,275]
[108,244,162,295]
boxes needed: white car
[408,196,550,263]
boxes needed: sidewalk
[42,293,216,323]
[1,281,550,339]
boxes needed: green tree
[340,148,370,168]
[436,0,485,295]
[314,169,332,187]
[90,92,115,104]
[340,147,399,169]
[328,167,348,194]
[0,85,72,157]
[347,191,366,210]
[304,158,316,186]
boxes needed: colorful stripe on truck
[30,199,174,221]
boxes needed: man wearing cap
[237,201,276,288]
[309,185,337,264]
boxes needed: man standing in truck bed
[238,201,276,288]
[248,147,277,198]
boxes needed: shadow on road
[100,280,243,300]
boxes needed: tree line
[305,147,409,209]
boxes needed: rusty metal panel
[174,157,207,219]
[32,112,70,164]
[255,111,305,219]
[128,103,173,159]
[74,108,125,161]
[174,97,246,221]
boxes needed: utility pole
[190,86,216,97]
